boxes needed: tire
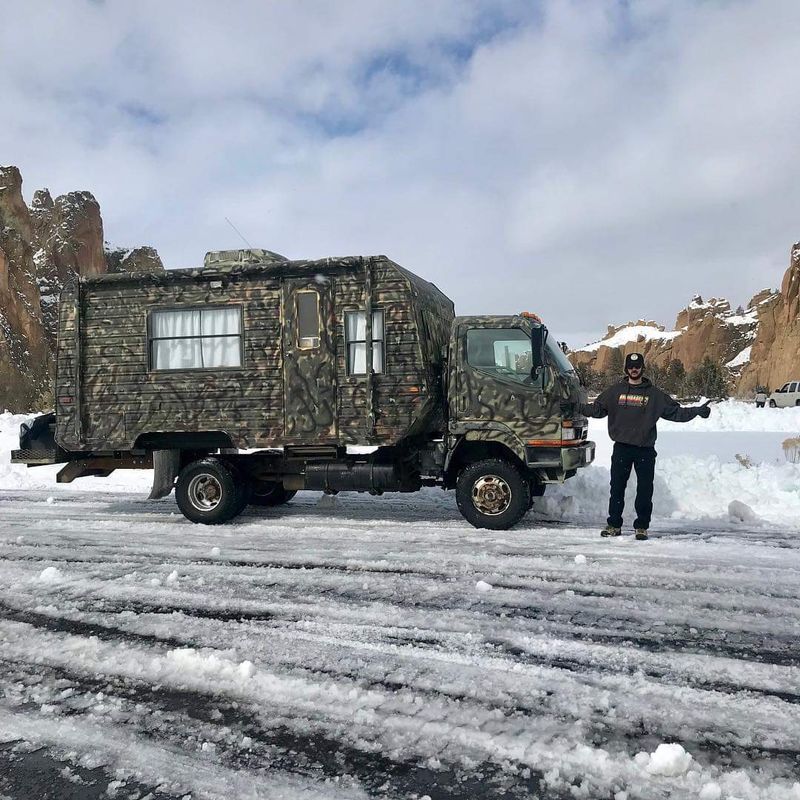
[456,458,530,530]
[175,458,240,524]
[530,481,546,497]
[249,480,297,507]
[769,400,777,408]
[529,480,546,508]
[230,470,252,518]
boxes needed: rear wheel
[456,459,530,530]
[176,459,240,524]
[249,480,297,507]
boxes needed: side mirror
[531,326,547,374]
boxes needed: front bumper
[525,440,595,472]
[563,440,595,470]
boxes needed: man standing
[580,352,711,540]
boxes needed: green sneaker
[635,529,649,540]
[600,525,622,537]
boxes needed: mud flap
[149,449,181,499]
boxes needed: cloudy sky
[2,0,799,347]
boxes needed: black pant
[607,442,656,530]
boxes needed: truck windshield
[545,337,575,375]
[466,328,532,384]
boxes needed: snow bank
[542,402,800,528]
[543,448,800,528]
[0,411,151,493]
[661,399,800,433]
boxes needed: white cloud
[2,0,799,346]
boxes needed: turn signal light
[527,439,582,447]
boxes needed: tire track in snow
[2,490,800,798]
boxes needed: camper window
[149,306,242,370]
[345,310,384,374]
[296,291,320,349]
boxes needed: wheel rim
[472,474,512,516]
[187,474,223,512]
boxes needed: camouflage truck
[13,248,594,529]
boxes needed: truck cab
[441,313,593,527]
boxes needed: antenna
[224,216,254,249]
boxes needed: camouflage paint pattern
[447,315,584,464]
[55,253,454,453]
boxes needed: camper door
[282,278,338,442]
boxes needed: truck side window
[466,328,531,384]
[345,310,384,374]
[149,306,242,370]
[296,291,320,349]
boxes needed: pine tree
[575,363,604,391]
[606,349,624,382]
[663,359,687,396]
[688,357,729,399]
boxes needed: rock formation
[569,242,799,396]
[0,167,51,408]
[105,245,164,274]
[31,187,108,346]
[0,165,162,411]
[739,243,800,394]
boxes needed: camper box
[54,250,455,455]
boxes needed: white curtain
[345,310,384,374]
[152,308,241,369]
[201,308,241,367]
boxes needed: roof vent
[203,248,288,268]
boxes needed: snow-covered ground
[1,403,799,799]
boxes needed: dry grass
[782,436,800,464]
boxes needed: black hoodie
[579,377,702,448]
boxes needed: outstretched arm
[660,393,711,423]
[579,388,610,419]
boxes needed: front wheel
[529,480,546,508]
[456,459,531,530]
[769,400,777,408]
[176,459,240,524]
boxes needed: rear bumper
[11,448,60,465]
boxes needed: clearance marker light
[520,311,542,323]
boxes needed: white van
[768,380,800,408]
